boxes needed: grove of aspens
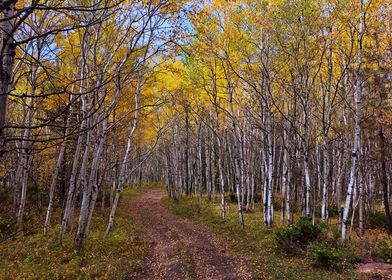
[0,0,392,279]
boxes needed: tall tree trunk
[44,92,74,235]
[379,127,392,234]
[0,2,15,156]
[342,0,363,241]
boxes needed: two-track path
[127,189,254,280]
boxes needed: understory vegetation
[162,195,359,279]
[0,188,146,280]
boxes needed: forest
[0,0,391,279]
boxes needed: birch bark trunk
[342,0,363,241]
[44,85,75,235]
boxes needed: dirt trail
[127,189,254,280]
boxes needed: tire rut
[127,189,254,280]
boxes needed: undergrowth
[162,195,357,280]
[0,187,147,280]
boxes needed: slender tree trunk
[303,110,311,217]
[321,134,329,221]
[379,127,392,234]
[266,91,274,227]
[217,137,226,220]
[76,116,108,249]
[44,92,74,235]
[342,0,363,241]
[282,127,290,224]
[16,72,36,229]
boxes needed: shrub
[230,192,262,203]
[375,238,392,263]
[311,204,342,219]
[275,217,325,254]
[327,205,343,218]
[365,211,387,230]
[254,193,262,203]
[229,192,237,203]
[307,242,360,271]
[273,199,282,211]
[0,216,16,241]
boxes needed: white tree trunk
[342,0,363,241]
[44,88,75,235]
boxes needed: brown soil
[357,262,392,279]
[127,189,254,280]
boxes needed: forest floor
[2,186,391,279]
[0,187,148,280]
[128,188,254,279]
[161,193,359,280]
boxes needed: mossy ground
[162,195,358,280]
[0,187,147,280]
